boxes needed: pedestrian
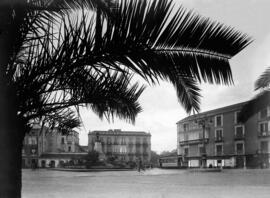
[137,158,142,172]
[137,158,144,172]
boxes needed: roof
[177,101,248,124]
[88,129,151,136]
[40,152,87,159]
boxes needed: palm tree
[239,67,270,122]
[0,0,251,197]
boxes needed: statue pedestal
[94,141,106,161]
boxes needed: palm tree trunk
[0,119,23,198]
[0,2,24,197]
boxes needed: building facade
[88,129,151,163]
[22,124,87,168]
[22,124,42,168]
[177,102,270,168]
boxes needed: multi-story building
[22,124,87,168]
[22,124,43,168]
[177,102,270,168]
[88,129,151,163]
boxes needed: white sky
[77,0,270,154]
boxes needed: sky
[77,0,270,154]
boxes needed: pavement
[22,168,270,198]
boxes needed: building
[88,129,151,163]
[177,102,270,168]
[22,124,43,168]
[22,124,87,168]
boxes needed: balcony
[234,134,245,140]
[258,131,270,137]
[179,138,209,146]
[216,152,223,156]
[215,136,224,142]
[235,150,244,155]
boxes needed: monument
[93,132,106,161]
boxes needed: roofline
[176,101,248,124]
[88,130,151,136]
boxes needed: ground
[22,168,270,198]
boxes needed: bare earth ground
[22,168,270,198]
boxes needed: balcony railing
[215,136,223,142]
[258,132,270,137]
[179,138,209,146]
[216,152,223,156]
[235,150,244,155]
[234,134,245,140]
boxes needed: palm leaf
[255,67,270,90]
[92,0,251,113]
[101,0,251,83]
[239,90,270,123]
[42,109,81,135]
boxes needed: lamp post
[196,117,212,168]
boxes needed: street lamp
[195,116,212,168]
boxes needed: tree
[84,151,99,168]
[239,67,270,122]
[0,1,143,197]
[0,0,251,197]
[150,150,160,167]
[160,149,177,158]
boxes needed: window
[184,134,189,141]
[215,115,223,127]
[260,108,268,119]
[235,111,241,124]
[68,146,71,152]
[216,144,223,156]
[107,137,111,144]
[199,146,204,155]
[28,137,32,145]
[183,123,189,132]
[260,141,268,153]
[215,129,223,140]
[61,137,65,144]
[235,126,244,138]
[235,143,244,154]
[143,137,147,144]
[31,137,37,145]
[184,148,189,156]
[259,122,268,135]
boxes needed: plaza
[22,168,270,198]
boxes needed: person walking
[137,158,141,172]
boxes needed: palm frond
[67,72,145,124]
[100,0,251,86]
[45,109,81,135]
[255,67,270,90]
[11,0,252,120]
[30,0,116,16]
[239,90,270,123]
[174,76,201,113]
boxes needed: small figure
[137,158,143,172]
